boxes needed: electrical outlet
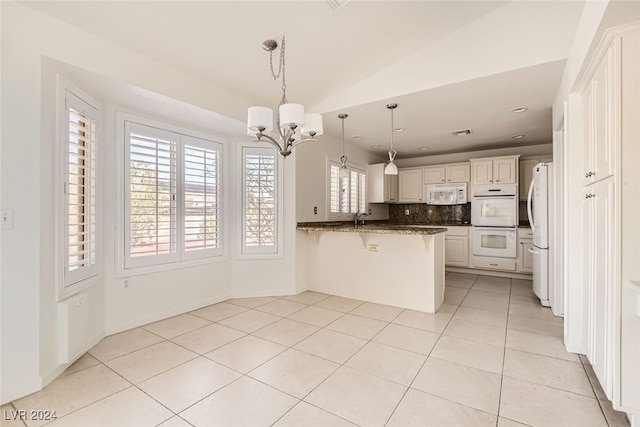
[368,244,379,252]
[1,210,13,229]
[405,209,410,216]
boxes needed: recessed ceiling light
[512,107,528,113]
[418,146,429,151]
[512,134,525,139]
[370,144,381,149]
[352,135,362,140]
[394,128,405,133]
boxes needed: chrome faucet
[354,210,368,226]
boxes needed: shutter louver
[184,143,220,252]
[243,147,278,254]
[64,91,98,287]
[128,130,177,259]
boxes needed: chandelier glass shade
[247,37,323,157]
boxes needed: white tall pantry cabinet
[575,24,639,423]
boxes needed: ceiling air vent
[451,129,472,136]
[326,0,352,10]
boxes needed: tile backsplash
[388,203,471,225]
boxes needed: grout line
[495,277,513,426]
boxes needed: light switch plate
[1,210,13,229]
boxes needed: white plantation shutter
[64,91,98,287]
[125,122,178,268]
[329,164,341,213]
[242,147,278,254]
[123,120,223,270]
[183,136,222,259]
[328,161,366,218]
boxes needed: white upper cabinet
[582,45,616,186]
[423,163,470,184]
[398,168,424,203]
[446,163,471,183]
[470,156,519,185]
[423,166,446,184]
[470,159,493,184]
[367,163,398,203]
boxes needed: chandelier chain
[269,37,288,105]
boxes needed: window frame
[327,159,367,220]
[56,76,102,301]
[239,144,283,258]
[117,112,226,277]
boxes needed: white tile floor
[2,273,631,427]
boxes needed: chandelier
[247,37,323,157]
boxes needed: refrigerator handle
[527,178,536,234]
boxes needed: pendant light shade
[384,103,399,175]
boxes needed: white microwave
[426,183,467,205]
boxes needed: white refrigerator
[527,162,553,307]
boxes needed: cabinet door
[588,178,615,396]
[446,164,470,183]
[471,160,493,184]
[445,237,468,267]
[385,174,398,203]
[494,158,517,184]
[519,159,540,201]
[366,164,385,203]
[423,166,446,184]
[592,47,616,183]
[582,83,594,186]
[398,169,424,203]
[518,239,533,272]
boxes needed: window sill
[117,254,227,278]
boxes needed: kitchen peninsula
[297,223,447,313]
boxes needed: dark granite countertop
[296,222,447,236]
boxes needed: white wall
[0,2,300,403]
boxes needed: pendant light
[384,103,399,175]
[338,113,349,179]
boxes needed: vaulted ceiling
[22,0,586,158]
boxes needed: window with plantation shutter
[63,90,98,288]
[328,161,366,219]
[183,136,221,257]
[242,147,279,255]
[123,119,222,270]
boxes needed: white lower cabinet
[472,255,516,271]
[517,228,534,273]
[444,227,469,268]
[583,177,615,397]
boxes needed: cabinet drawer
[472,256,516,271]
[445,226,469,237]
[517,228,533,239]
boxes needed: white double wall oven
[471,184,518,259]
